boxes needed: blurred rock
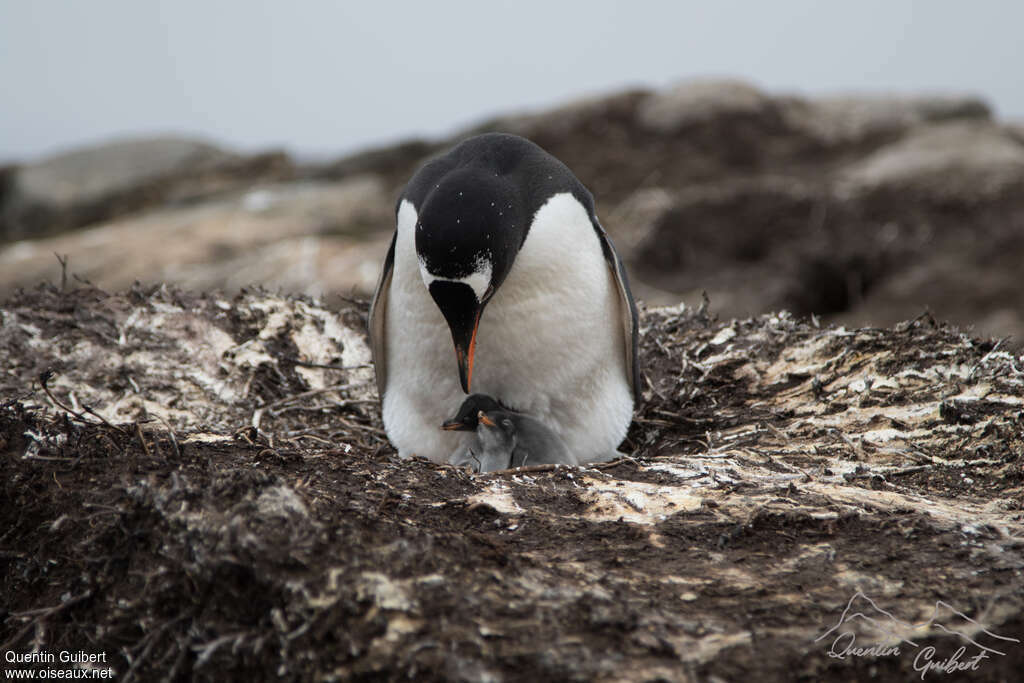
[636,78,770,134]
[3,84,1024,344]
[632,177,817,273]
[833,248,1024,342]
[625,176,883,319]
[839,121,1024,200]
[318,138,438,187]
[0,176,390,296]
[16,137,231,204]
[783,93,991,145]
[482,88,650,141]
[1007,121,1024,145]
[1,136,295,241]
[602,186,676,255]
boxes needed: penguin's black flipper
[591,218,641,401]
[368,232,397,399]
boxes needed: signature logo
[816,591,1020,678]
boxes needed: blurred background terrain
[2,1,1022,343]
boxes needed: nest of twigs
[2,283,1023,681]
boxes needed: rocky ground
[3,79,1024,342]
[2,283,1022,681]
[3,81,1024,681]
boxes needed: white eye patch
[418,255,493,303]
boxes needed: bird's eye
[502,419,513,429]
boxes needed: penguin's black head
[441,393,504,431]
[416,168,527,392]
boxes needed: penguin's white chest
[382,193,633,462]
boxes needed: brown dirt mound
[2,284,1023,681]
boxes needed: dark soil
[2,284,1023,681]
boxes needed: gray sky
[2,0,1022,163]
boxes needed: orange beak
[427,280,487,394]
[454,308,482,393]
[478,411,497,427]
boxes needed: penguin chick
[439,393,504,433]
[442,394,510,472]
[476,409,577,472]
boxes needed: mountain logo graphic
[816,591,1020,665]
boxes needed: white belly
[382,193,633,463]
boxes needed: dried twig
[153,415,180,459]
[844,464,933,481]
[274,399,375,416]
[1,591,93,651]
[484,463,566,476]
[123,614,190,683]
[82,404,124,434]
[135,423,152,458]
[885,464,933,477]
[968,337,1010,380]
[193,632,248,668]
[234,426,258,445]
[329,415,387,437]
[261,383,355,412]
[275,355,371,371]
[39,370,125,434]
[54,252,69,292]
[284,433,334,447]
[591,458,632,470]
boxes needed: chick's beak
[478,411,497,427]
[441,419,467,431]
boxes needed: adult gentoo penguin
[368,133,639,464]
